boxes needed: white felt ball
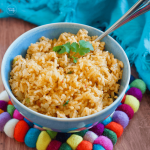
[0,91,10,102]
[4,119,19,138]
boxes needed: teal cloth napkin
[0,0,150,90]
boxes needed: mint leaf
[71,42,79,52]
[79,40,94,51]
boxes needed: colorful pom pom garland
[0,76,146,150]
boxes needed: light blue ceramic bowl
[1,23,130,132]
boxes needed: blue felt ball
[24,118,34,127]
[129,75,136,84]
[25,128,41,148]
[112,111,129,129]
[93,144,106,150]
[101,116,112,126]
[125,85,130,93]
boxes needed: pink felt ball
[126,87,142,102]
[116,104,134,120]
[47,140,62,150]
[93,135,113,150]
[90,123,104,136]
[13,109,24,120]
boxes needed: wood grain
[0,18,150,150]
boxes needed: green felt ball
[7,105,15,117]
[103,128,117,145]
[130,79,146,94]
[59,142,72,150]
[46,130,57,139]
[75,129,88,137]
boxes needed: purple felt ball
[126,87,142,102]
[90,123,104,136]
[93,135,113,150]
[0,112,11,131]
[0,100,8,111]
[13,109,24,120]
[116,104,134,120]
[112,111,129,128]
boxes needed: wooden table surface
[0,18,150,150]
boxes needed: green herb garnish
[13,58,17,64]
[67,71,74,74]
[63,100,69,106]
[53,40,94,63]
[25,98,30,103]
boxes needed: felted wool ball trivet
[130,79,146,94]
[105,122,123,138]
[24,128,41,148]
[4,119,19,138]
[46,140,62,150]
[67,134,83,150]
[0,109,4,114]
[116,104,134,120]
[93,144,106,150]
[83,131,98,143]
[7,105,15,117]
[126,87,142,102]
[56,132,72,143]
[90,123,104,136]
[102,128,117,145]
[36,131,51,150]
[112,111,129,129]
[121,94,126,103]
[124,95,140,113]
[0,112,11,131]
[75,129,88,137]
[0,100,8,112]
[93,135,113,150]
[77,140,92,150]
[14,120,30,142]
[59,143,72,150]
[13,109,24,120]
[24,118,34,127]
[129,75,136,84]
[0,91,10,102]
[46,130,57,139]
[101,116,112,126]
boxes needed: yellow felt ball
[124,95,140,113]
[36,131,51,150]
[67,134,83,150]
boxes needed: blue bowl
[1,23,130,132]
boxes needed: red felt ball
[14,120,29,142]
[105,122,123,138]
[121,95,126,103]
[77,140,92,150]
[8,100,13,105]
[116,104,134,120]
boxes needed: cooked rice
[9,29,123,118]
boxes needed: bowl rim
[1,22,130,122]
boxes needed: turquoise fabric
[0,0,150,90]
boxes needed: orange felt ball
[77,140,92,150]
[105,122,123,138]
[8,100,13,105]
[121,94,126,103]
[0,109,4,114]
[14,120,29,142]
